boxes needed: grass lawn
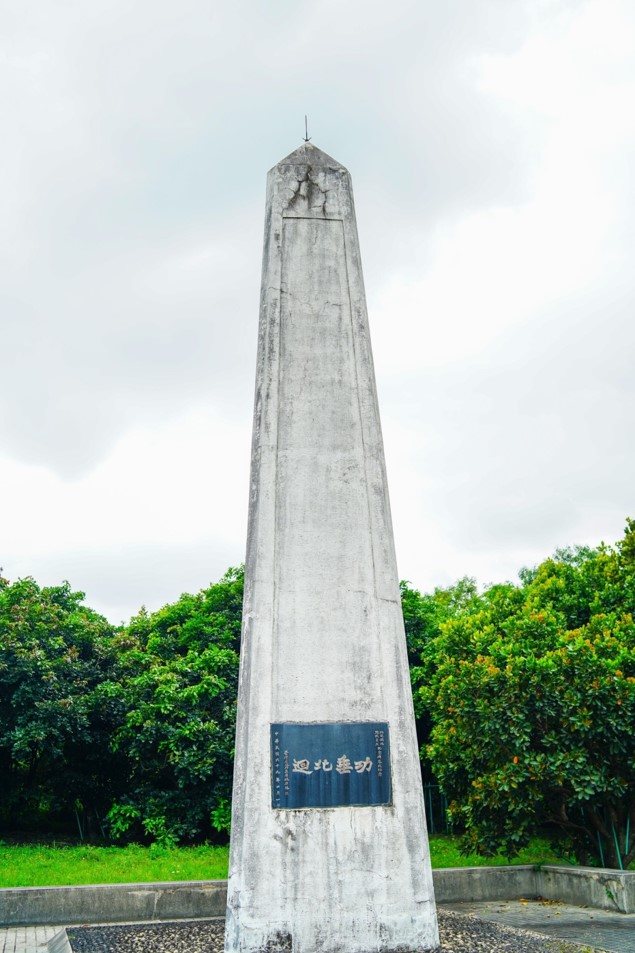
[0,836,567,888]
[428,834,565,869]
[0,843,229,888]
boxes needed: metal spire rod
[303,115,311,142]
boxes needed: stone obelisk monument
[225,143,439,953]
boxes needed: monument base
[224,917,439,953]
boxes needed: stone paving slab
[443,899,635,953]
[0,926,60,953]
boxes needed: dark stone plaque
[271,722,391,809]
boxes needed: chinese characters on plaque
[271,722,391,809]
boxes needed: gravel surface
[66,911,596,952]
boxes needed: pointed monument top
[273,141,349,173]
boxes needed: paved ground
[0,926,61,953]
[443,900,635,953]
[2,904,635,953]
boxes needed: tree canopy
[1,521,633,867]
[102,567,242,845]
[0,575,121,836]
[419,519,635,868]
[0,568,242,845]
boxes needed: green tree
[401,577,479,781]
[0,575,121,835]
[401,576,478,665]
[103,567,243,845]
[420,521,635,868]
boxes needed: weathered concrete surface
[1,866,632,927]
[48,928,72,953]
[0,880,226,927]
[224,143,439,953]
[436,865,635,914]
[432,866,536,905]
[536,865,635,914]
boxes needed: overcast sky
[2,0,634,624]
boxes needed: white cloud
[1,408,249,619]
[2,0,634,620]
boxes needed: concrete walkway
[443,899,635,953]
[0,925,61,952]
